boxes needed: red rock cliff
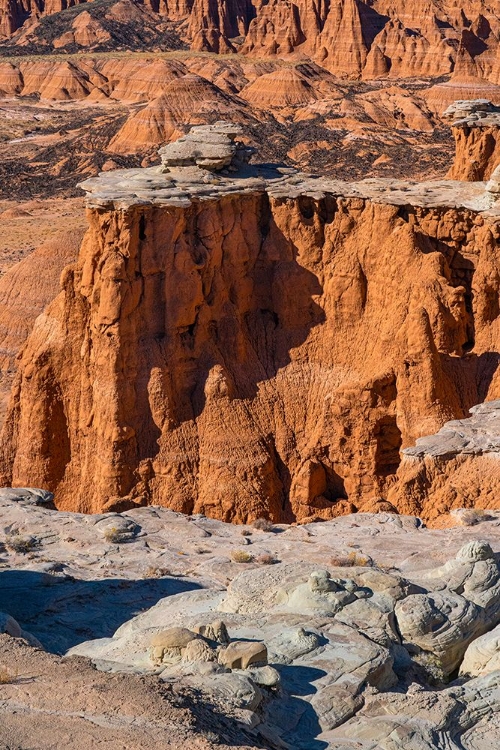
[2,0,500,85]
[0,157,498,522]
[445,101,500,181]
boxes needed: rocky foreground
[1,488,500,748]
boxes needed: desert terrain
[0,0,499,747]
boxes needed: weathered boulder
[0,487,54,505]
[158,121,254,172]
[394,540,500,677]
[218,640,268,670]
[460,624,500,678]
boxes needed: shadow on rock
[266,665,328,749]
[0,569,201,654]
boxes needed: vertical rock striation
[0,127,498,521]
[445,100,500,181]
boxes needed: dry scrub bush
[457,509,492,526]
[0,666,17,684]
[231,550,254,563]
[251,518,274,532]
[330,551,372,567]
[103,526,131,544]
[143,566,171,579]
[5,532,39,553]
[256,553,278,565]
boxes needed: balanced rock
[158,122,255,172]
[193,620,230,644]
[442,99,500,122]
[149,627,200,665]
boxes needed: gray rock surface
[78,123,499,215]
[460,623,500,677]
[403,400,500,459]
[442,98,500,127]
[0,487,54,505]
[1,492,500,747]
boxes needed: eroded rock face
[0,136,499,521]
[446,100,500,181]
[390,401,500,522]
[2,0,500,88]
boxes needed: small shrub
[252,517,274,532]
[330,551,372,567]
[256,553,278,565]
[231,550,254,563]
[143,566,171,579]
[240,529,252,537]
[0,666,17,684]
[5,532,39,554]
[456,509,492,526]
[103,526,131,544]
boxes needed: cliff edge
[0,122,499,522]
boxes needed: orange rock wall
[390,454,500,522]
[1,193,499,521]
[2,0,500,84]
[447,124,500,181]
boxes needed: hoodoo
[0,120,499,522]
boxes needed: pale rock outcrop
[394,540,500,678]
[460,623,500,677]
[0,487,53,505]
[2,494,500,747]
[327,671,500,749]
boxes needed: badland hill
[1,0,500,87]
[2,0,500,199]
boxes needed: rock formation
[2,490,500,747]
[1,0,500,88]
[1,122,499,522]
[0,230,83,423]
[390,400,500,522]
[446,100,500,181]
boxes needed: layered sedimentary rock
[390,400,500,521]
[0,230,83,422]
[446,100,500,181]
[2,0,500,86]
[1,124,499,521]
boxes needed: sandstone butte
[0,118,498,525]
[1,0,500,85]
